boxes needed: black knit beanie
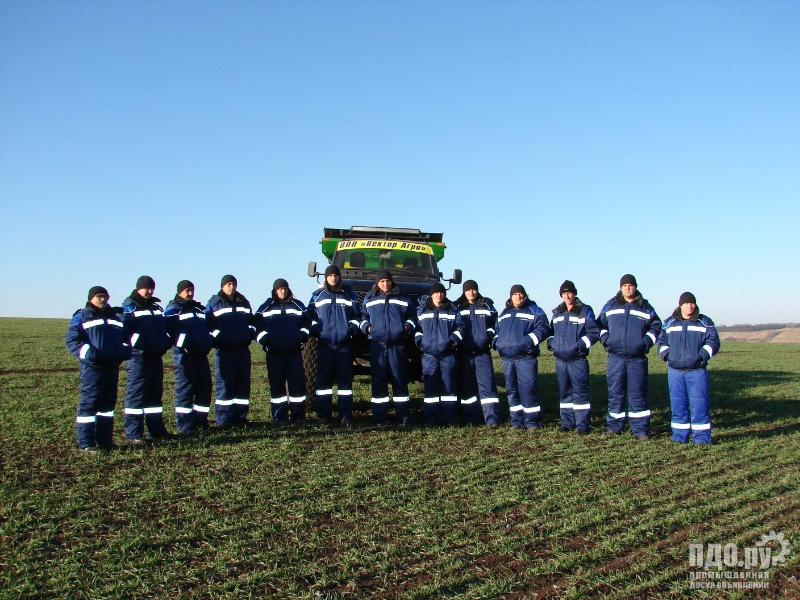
[619,274,637,287]
[177,280,194,294]
[88,286,109,300]
[221,274,237,287]
[136,275,156,290]
[559,280,577,295]
[462,279,479,292]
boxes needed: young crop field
[1,317,799,598]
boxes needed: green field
[2,317,799,598]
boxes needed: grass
[1,317,799,598]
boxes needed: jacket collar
[554,297,584,315]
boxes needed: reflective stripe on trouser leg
[625,356,650,436]
[215,347,251,425]
[474,352,500,426]
[174,353,210,432]
[284,352,306,421]
[316,344,354,420]
[439,354,459,425]
[605,353,627,433]
[557,358,575,429]
[668,367,690,442]
[388,344,409,419]
[77,362,118,449]
[515,355,541,428]
[369,343,391,422]
[502,357,524,428]
[686,367,711,444]
[457,353,481,424]
[125,356,167,439]
[558,357,590,431]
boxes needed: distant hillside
[718,327,800,343]
[717,323,799,332]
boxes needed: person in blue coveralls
[597,274,662,440]
[657,292,721,444]
[66,286,132,453]
[547,280,600,434]
[255,278,311,425]
[493,284,550,430]
[415,283,465,427]
[360,270,416,426]
[121,275,173,444]
[308,265,361,426]
[455,280,500,427]
[205,275,256,428]
[164,280,213,435]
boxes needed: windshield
[333,240,437,277]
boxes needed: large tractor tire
[302,337,318,410]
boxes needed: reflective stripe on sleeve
[79,344,90,359]
[646,332,657,344]
[581,336,591,348]
[176,333,186,348]
[527,333,539,345]
[703,344,715,357]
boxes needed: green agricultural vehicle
[304,226,462,405]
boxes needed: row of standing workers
[65,269,720,453]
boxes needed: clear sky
[1,1,797,326]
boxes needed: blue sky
[1,1,797,325]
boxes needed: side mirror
[450,269,462,285]
[307,261,318,278]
